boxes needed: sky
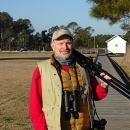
[0,0,124,36]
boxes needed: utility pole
[94,36,96,53]
[94,36,95,49]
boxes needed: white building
[106,35,127,54]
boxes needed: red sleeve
[91,76,108,101]
[29,67,47,130]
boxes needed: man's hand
[100,72,112,89]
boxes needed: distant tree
[48,26,60,34]
[66,22,78,34]
[33,32,42,50]
[59,25,67,29]
[3,28,15,50]
[0,12,13,50]
[13,18,35,49]
[92,34,114,48]
[74,26,94,48]
[28,35,35,50]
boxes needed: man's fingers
[100,72,111,80]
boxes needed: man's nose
[63,43,68,49]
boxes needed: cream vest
[38,59,94,130]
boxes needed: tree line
[0,11,129,51]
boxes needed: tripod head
[41,30,52,43]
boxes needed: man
[29,29,111,130]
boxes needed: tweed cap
[51,29,73,42]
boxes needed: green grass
[2,117,14,122]
[15,123,26,126]
[121,65,130,76]
[109,57,130,86]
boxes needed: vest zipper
[74,119,78,130]
[68,72,73,90]
[68,71,78,130]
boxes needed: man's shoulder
[37,59,50,74]
[38,59,50,65]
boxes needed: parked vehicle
[16,46,28,52]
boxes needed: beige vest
[38,59,94,130]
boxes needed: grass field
[0,59,40,130]
[0,51,53,58]
[111,56,130,77]
[0,52,129,130]
[0,52,50,129]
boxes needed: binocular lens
[72,112,79,119]
[64,112,71,120]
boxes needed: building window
[115,44,118,47]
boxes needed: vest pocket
[43,88,56,110]
[43,88,56,129]
[44,109,55,129]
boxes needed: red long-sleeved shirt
[29,66,108,130]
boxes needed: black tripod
[72,49,130,100]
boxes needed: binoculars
[63,86,87,120]
[64,90,79,120]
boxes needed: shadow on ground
[108,56,130,87]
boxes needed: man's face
[51,35,73,60]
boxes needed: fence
[77,48,107,54]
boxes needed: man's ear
[72,41,74,47]
[51,42,54,50]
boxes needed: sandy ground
[111,56,124,63]
[0,59,41,130]
[111,56,130,76]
